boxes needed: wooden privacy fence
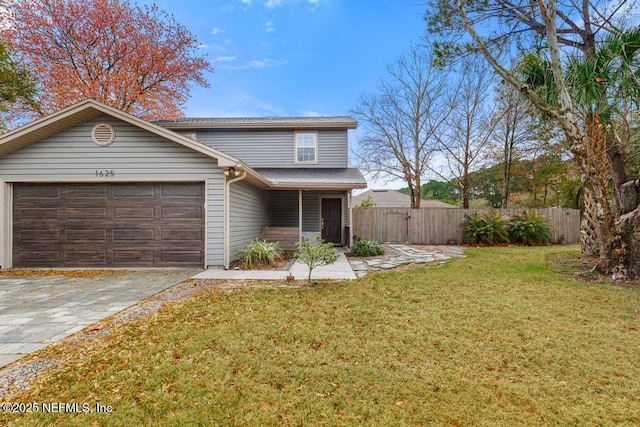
[352,207,581,244]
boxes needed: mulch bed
[229,252,295,271]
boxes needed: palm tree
[523,27,640,276]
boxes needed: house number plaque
[95,170,115,177]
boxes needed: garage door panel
[113,228,155,241]
[19,230,60,241]
[18,251,60,265]
[65,251,107,265]
[15,185,60,199]
[66,185,107,198]
[66,229,108,242]
[114,184,155,198]
[161,250,203,264]
[13,183,205,267]
[113,250,154,264]
[65,208,108,220]
[161,206,203,219]
[161,229,203,241]
[161,183,204,197]
[114,207,155,219]
[16,208,60,220]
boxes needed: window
[295,132,318,163]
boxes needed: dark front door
[321,198,342,245]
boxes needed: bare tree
[491,81,540,208]
[351,42,454,208]
[436,57,496,208]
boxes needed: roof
[154,116,358,130]
[255,168,367,189]
[353,189,456,208]
[0,100,365,191]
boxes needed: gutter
[223,170,247,269]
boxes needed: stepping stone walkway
[347,244,465,277]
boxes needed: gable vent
[92,123,115,147]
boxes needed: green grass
[3,246,640,426]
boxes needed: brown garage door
[13,183,205,267]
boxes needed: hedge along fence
[352,207,581,245]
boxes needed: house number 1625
[96,170,115,177]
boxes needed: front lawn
[2,246,640,426]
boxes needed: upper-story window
[295,132,318,163]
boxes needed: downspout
[224,170,247,269]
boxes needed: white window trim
[294,131,318,164]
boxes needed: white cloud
[265,21,275,32]
[219,58,287,70]
[265,0,284,8]
[211,27,225,35]
[302,110,323,117]
[214,56,237,62]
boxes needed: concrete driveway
[0,269,199,368]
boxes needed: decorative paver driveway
[0,269,199,368]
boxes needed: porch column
[348,190,353,247]
[298,189,303,243]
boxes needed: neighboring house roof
[155,116,358,130]
[353,189,456,208]
[255,168,367,189]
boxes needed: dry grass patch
[2,245,640,426]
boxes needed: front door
[321,198,342,245]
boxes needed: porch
[260,189,353,252]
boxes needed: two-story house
[0,99,367,269]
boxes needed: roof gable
[0,99,241,168]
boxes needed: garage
[12,182,205,267]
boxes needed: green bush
[239,239,283,269]
[463,212,509,245]
[508,212,552,245]
[350,239,385,257]
[295,236,339,283]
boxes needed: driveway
[0,269,199,368]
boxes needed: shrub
[350,239,385,257]
[239,239,283,269]
[295,235,339,283]
[508,212,552,245]
[463,211,509,245]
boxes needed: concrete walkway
[0,269,198,368]
[193,249,356,281]
[193,245,465,281]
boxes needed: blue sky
[152,0,427,119]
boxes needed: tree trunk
[462,165,470,209]
[581,183,600,256]
[616,206,640,281]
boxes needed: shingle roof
[155,116,358,130]
[254,168,367,189]
[353,189,456,208]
